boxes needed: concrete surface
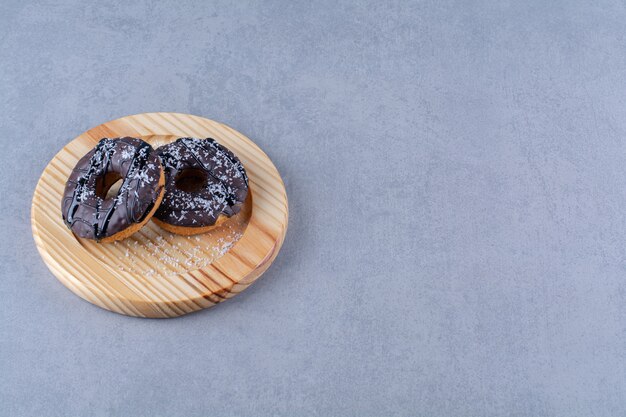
[2,1,626,416]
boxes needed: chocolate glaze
[154,137,248,228]
[61,137,163,241]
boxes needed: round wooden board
[31,113,288,318]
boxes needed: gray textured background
[1,1,626,416]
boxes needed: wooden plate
[31,113,288,318]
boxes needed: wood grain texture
[31,113,288,318]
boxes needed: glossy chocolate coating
[61,137,163,241]
[154,137,248,228]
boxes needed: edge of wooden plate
[31,112,288,318]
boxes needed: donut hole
[175,168,209,193]
[95,172,124,200]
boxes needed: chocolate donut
[61,137,165,242]
[152,137,248,235]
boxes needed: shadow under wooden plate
[31,113,288,318]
